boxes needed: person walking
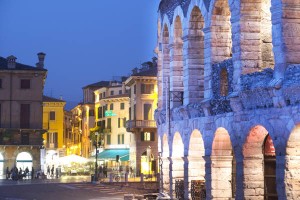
[47,165,50,176]
[103,166,107,178]
[51,165,54,177]
[31,167,34,179]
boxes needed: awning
[97,149,129,161]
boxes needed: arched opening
[243,125,277,199]
[239,0,273,73]
[286,124,300,198]
[263,134,277,199]
[162,24,170,109]
[184,6,205,104]
[220,68,229,96]
[170,16,184,107]
[211,0,232,63]
[211,128,234,198]
[16,152,32,173]
[188,130,205,198]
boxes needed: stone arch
[243,125,277,199]
[183,6,205,105]
[186,0,209,20]
[209,0,232,63]
[187,130,205,198]
[211,127,234,199]
[285,124,300,199]
[170,15,184,107]
[238,0,274,73]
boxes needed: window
[98,107,103,118]
[118,118,121,128]
[133,104,136,120]
[119,90,122,95]
[47,132,58,148]
[103,92,106,98]
[20,104,30,128]
[220,68,229,96]
[0,79,2,88]
[123,118,126,128]
[129,107,131,120]
[120,103,125,110]
[118,134,125,144]
[20,79,30,89]
[100,93,103,99]
[102,105,107,117]
[107,134,111,145]
[141,132,155,142]
[110,103,114,110]
[107,118,111,129]
[110,91,114,96]
[144,104,152,120]
[97,121,101,127]
[50,111,55,120]
[141,84,154,94]
[89,109,94,116]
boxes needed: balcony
[126,120,157,132]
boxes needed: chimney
[7,55,17,69]
[36,52,46,68]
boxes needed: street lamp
[93,132,101,181]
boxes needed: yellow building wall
[42,102,65,149]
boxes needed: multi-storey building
[42,95,65,171]
[0,53,47,178]
[155,0,300,199]
[64,110,81,156]
[70,104,83,156]
[81,81,110,158]
[125,59,158,177]
[93,79,132,170]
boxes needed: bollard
[125,172,128,182]
[109,173,113,182]
[140,173,144,182]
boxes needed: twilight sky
[0,0,160,109]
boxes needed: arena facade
[154,0,300,199]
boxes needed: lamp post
[93,132,99,181]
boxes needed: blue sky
[0,0,160,109]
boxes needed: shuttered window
[20,104,30,128]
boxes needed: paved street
[0,182,126,200]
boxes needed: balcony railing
[126,120,157,131]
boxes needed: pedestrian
[47,165,50,176]
[103,166,107,178]
[51,165,54,177]
[130,166,133,178]
[25,167,29,179]
[6,167,10,180]
[99,165,103,178]
[31,167,34,179]
[56,168,58,178]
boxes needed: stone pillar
[235,154,244,200]
[162,42,170,110]
[203,155,212,199]
[243,155,264,199]
[183,156,189,200]
[276,155,286,199]
[182,34,204,105]
[157,47,163,110]
[285,155,300,199]
[162,157,170,195]
[169,42,184,108]
[210,156,233,199]
[203,27,213,100]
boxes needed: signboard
[105,110,117,117]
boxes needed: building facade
[125,60,158,177]
[155,0,300,199]
[81,81,110,158]
[0,53,47,178]
[42,95,66,171]
[93,79,132,170]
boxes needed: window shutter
[118,135,120,144]
[141,132,144,141]
[123,117,126,128]
[151,132,155,141]
[141,84,145,94]
[122,134,124,144]
[118,118,120,128]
